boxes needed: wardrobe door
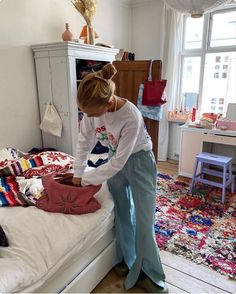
[113,60,162,161]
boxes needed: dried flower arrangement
[71,0,97,44]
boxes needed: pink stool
[190,152,235,203]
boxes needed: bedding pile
[0,147,74,206]
[0,147,114,293]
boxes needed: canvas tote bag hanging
[40,101,62,137]
[142,60,167,106]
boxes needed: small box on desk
[216,119,236,131]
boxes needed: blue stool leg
[229,162,234,193]
[190,158,199,194]
[222,164,227,203]
[232,177,235,194]
[200,161,204,179]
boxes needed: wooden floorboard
[163,264,229,294]
[92,160,235,293]
[160,251,236,293]
[92,269,188,293]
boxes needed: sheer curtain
[158,3,184,161]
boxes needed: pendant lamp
[163,0,230,17]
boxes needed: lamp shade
[79,25,88,39]
[163,0,230,17]
[79,25,99,44]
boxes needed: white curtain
[158,3,184,161]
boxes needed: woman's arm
[73,115,97,178]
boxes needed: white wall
[131,0,163,60]
[0,0,131,152]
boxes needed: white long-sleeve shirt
[73,99,152,186]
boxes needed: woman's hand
[72,177,82,187]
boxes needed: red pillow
[36,173,101,215]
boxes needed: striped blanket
[0,148,74,207]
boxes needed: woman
[72,63,168,293]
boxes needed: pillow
[0,225,9,247]
[36,173,101,215]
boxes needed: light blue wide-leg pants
[107,150,165,290]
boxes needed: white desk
[178,126,236,178]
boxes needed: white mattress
[0,182,114,293]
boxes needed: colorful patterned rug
[155,173,236,279]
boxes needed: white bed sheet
[0,182,114,293]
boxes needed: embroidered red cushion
[36,173,101,215]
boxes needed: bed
[0,148,116,293]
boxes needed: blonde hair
[77,63,117,108]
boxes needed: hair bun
[101,63,117,80]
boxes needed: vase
[86,23,95,45]
[62,23,74,41]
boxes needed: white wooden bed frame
[33,228,116,293]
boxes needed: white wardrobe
[32,42,118,155]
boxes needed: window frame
[179,5,236,115]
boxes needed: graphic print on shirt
[95,125,118,155]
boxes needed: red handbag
[36,173,101,215]
[142,60,167,106]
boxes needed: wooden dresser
[113,60,162,161]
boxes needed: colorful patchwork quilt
[0,148,74,206]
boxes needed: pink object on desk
[216,119,236,131]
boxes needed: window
[219,98,225,104]
[180,5,236,116]
[211,98,217,104]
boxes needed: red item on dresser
[202,113,218,123]
[191,107,197,122]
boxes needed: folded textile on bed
[0,147,25,162]
[0,176,43,206]
[0,156,45,177]
[0,225,9,247]
[36,173,101,215]
[0,150,74,178]
[0,150,75,207]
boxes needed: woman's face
[78,100,112,118]
[81,105,109,117]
